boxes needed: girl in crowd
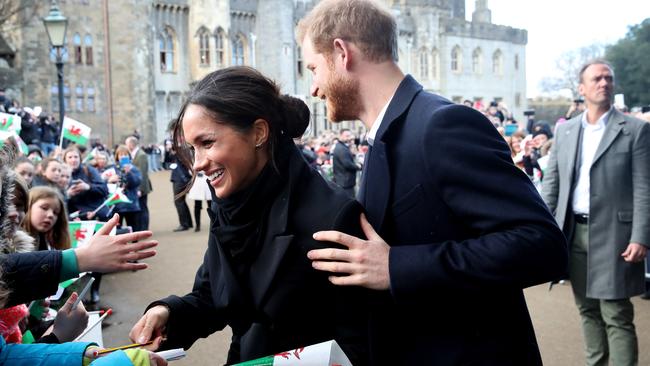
[508,130,526,170]
[32,158,63,194]
[22,186,70,251]
[129,67,369,364]
[13,156,34,187]
[63,146,109,221]
[58,164,72,193]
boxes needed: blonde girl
[22,186,70,251]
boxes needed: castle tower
[255,0,297,94]
[472,0,491,23]
[450,0,465,19]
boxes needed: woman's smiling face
[181,104,269,199]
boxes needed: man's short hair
[125,136,139,146]
[578,59,614,83]
[339,128,351,135]
[296,0,398,63]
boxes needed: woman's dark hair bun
[279,95,310,138]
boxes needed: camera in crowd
[523,109,535,117]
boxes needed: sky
[465,0,650,97]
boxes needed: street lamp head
[43,1,68,48]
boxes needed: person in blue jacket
[0,330,167,365]
[63,146,110,221]
[111,145,142,230]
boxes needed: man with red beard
[297,1,567,365]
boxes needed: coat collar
[208,146,301,310]
[375,75,423,143]
[360,75,422,231]
[592,108,626,165]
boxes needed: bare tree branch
[0,0,44,32]
[538,44,605,97]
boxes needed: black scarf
[214,158,286,268]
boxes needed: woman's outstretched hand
[129,305,170,351]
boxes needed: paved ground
[100,170,650,365]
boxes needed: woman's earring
[255,143,262,149]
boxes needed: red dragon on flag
[74,228,88,241]
[68,125,82,137]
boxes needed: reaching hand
[75,213,158,273]
[52,292,89,342]
[129,305,169,350]
[308,213,391,290]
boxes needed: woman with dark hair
[130,67,369,364]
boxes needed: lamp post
[42,0,68,137]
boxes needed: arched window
[51,84,59,112]
[296,46,303,77]
[86,84,95,112]
[198,28,210,66]
[472,48,482,74]
[451,46,462,73]
[419,48,429,79]
[159,27,176,72]
[493,49,503,75]
[84,34,93,65]
[75,83,84,112]
[514,54,519,70]
[63,83,71,111]
[232,35,245,66]
[215,29,225,67]
[73,33,82,64]
[431,48,439,79]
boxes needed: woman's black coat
[151,145,369,365]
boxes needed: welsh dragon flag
[69,221,98,248]
[105,189,131,206]
[234,340,352,366]
[62,117,91,145]
[69,220,117,248]
[0,112,21,133]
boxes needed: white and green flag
[234,340,352,366]
[105,189,132,206]
[69,221,98,248]
[62,117,91,145]
[69,220,116,248]
[0,112,21,133]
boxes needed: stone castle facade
[3,0,526,144]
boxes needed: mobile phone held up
[119,156,132,167]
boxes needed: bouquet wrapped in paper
[234,340,352,366]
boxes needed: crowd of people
[0,0,649,365]
[0,118,171,364]
[0,143,164,365]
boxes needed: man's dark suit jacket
[332,142,359,189]
[358,75,567,365]
[150,145,369,365]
